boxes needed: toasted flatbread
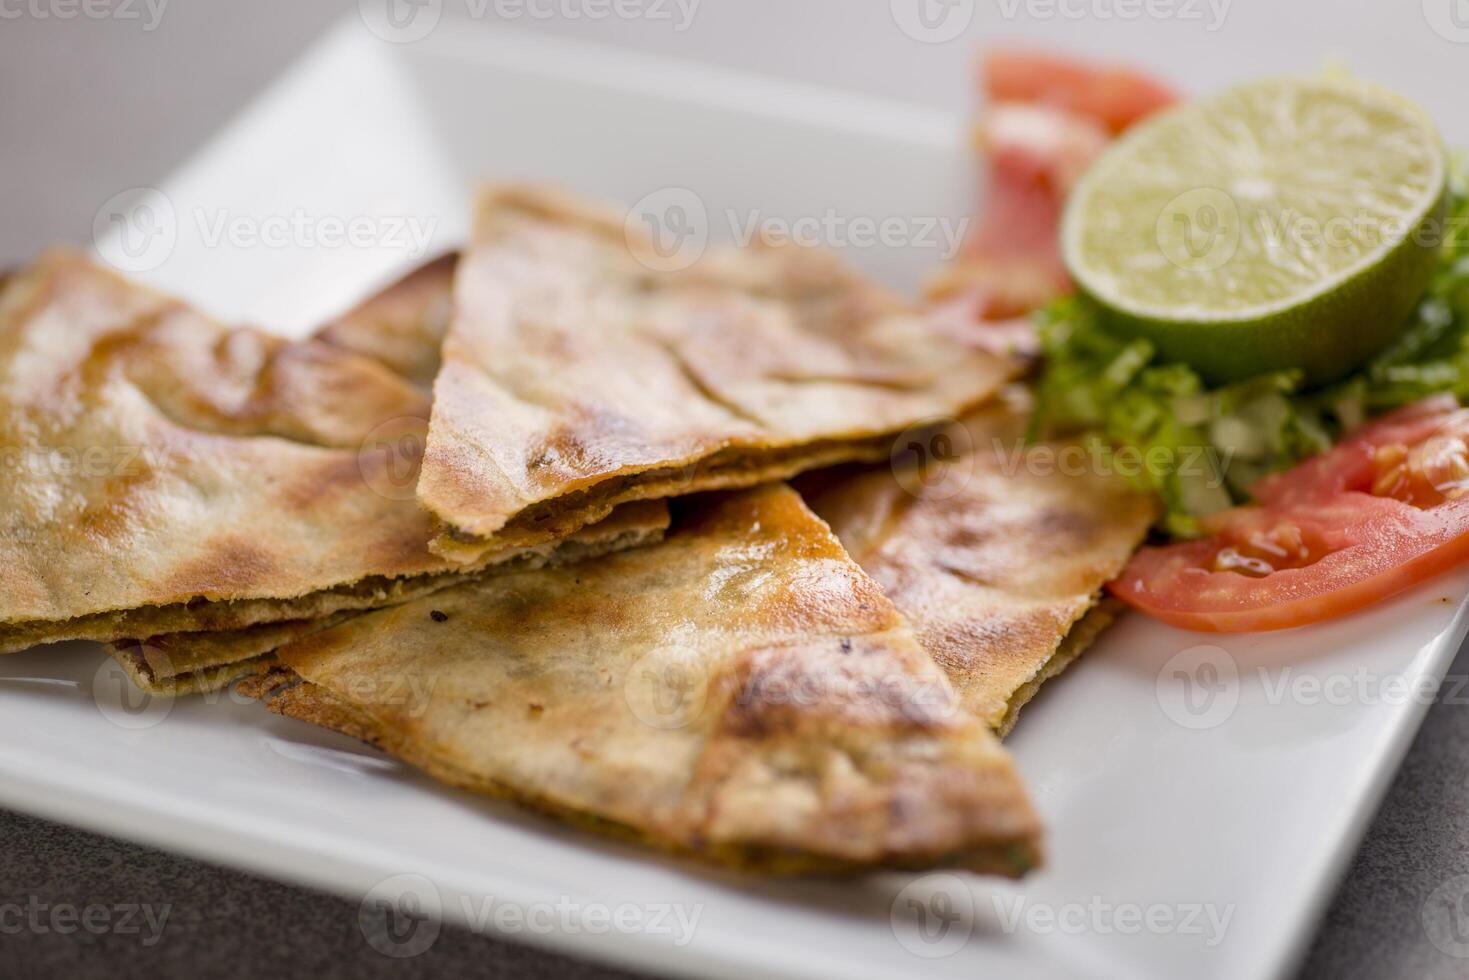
[417,185,1022,564]
[107,497,667,696]
[314,251,458,390]
[0,251,668,655]
[254,485,1042,875]
[801,393,1156,735]
[111,620,311,698]
[99,262,426,694]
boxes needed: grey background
[3,2,1469,977]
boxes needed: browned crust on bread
[804,394,1155,734]
[0,251,668,654]
[418,185,1023,563]
[252,486,1043,875]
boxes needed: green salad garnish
[1032,154,1469,537]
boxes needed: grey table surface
[4,2,1469,977]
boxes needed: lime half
[1061,76,1447,384]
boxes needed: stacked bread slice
[0,185,1153,874]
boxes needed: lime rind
[1061,75,1448,384]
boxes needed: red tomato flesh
[983,50,1180,135]
[1110,398,1469,632]
[935,51,1178,319]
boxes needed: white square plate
[6,16,1469,980]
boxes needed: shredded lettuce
[1031,299,1324,536]
[1032,153,1469,537]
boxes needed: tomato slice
[1110,396,1469,632]
[950,103,1104,317]
[931,51,1178,319]
[983,50,1180,135]
[1255,394,1464,507]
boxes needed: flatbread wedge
[94,254,664,692]
[0,251,668,656]
[802,393,1156,735]
[107,499,668,696]
[253,484,1043,875]
[417,185,1022,564]
[111,618,331,698]
[314,250,458,391]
